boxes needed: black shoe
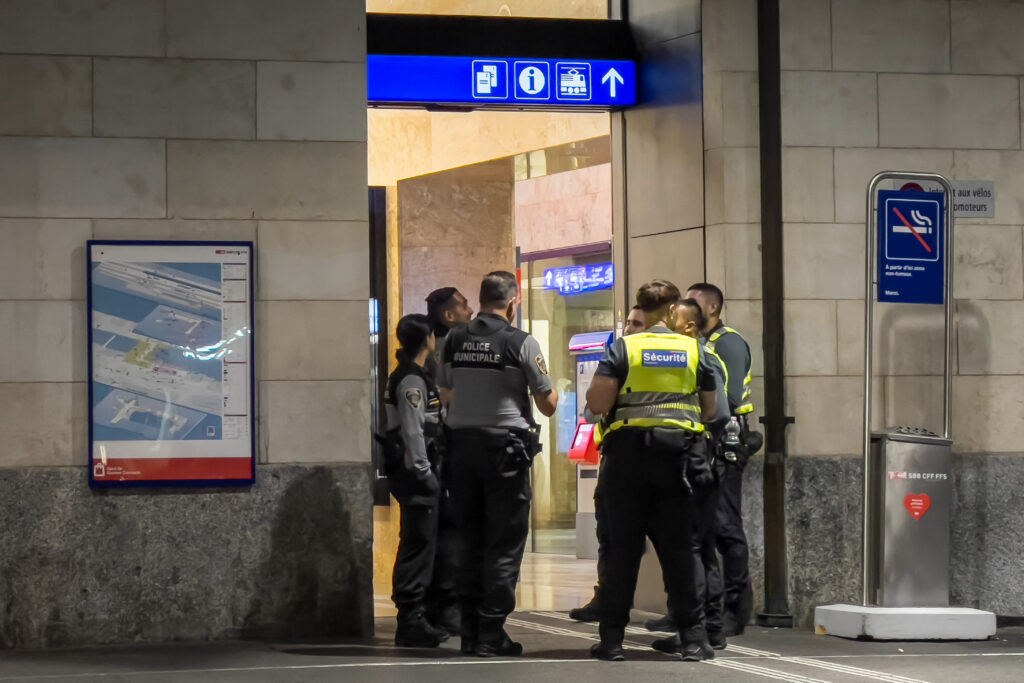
[590,642,625,661]
[432,603,461,637]
[645,614,675,632]
[651,634,681,655]
[475,634,523,658]
[723,613,746,637]
[681,641,715,662]
[395,615,450,648]
[459,638,477,655]
[708,631,727,650]
[569,594,601,623]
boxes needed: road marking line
[707,658,834,683]
[730,644,783,657]
[506,617,649,651]
[529,611,782,657]
[784,657,931,683]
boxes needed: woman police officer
[382,314,451,648]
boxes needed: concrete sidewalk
[1,614,1021,683]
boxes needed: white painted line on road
[783,656,931,683]
[506,617,650,651]
[529,611,782,658]
[707,658,835,683]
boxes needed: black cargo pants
[716,462,752,625]
[448,428,532,648]
[597,428,706,646]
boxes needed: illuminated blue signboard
[368,55,636,108]
[542,263,614,296]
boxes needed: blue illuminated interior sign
[368,55,636,108]
[542,264,614,296]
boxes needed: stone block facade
[0,0,371,649]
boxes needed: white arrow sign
[601,68,624,98]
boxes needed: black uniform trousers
[425,484,461,616]
[716,463,752,625]
[695,473,726,636]
[448,428,532,647]
[597,429,706,645]
[392,496,440,612]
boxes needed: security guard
[570,305,646,623]
[586,280,718,662]
[649,298,732,654]
[438,271,559,657]
[382,314,450,648]
[686,282,759,636]
[422,287,474,635]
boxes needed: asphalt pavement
[1,613,1021,683]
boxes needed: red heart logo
[904,493,931,521]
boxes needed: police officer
[686,282,759,636]
[586,280,718,662]
[438,271,558,657]
[422,286,474,635]
[649,298,731,654]
[570,305,646,623]
[383,314,450,648]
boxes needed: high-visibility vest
[707,326,755,415]
[603,332,705,437]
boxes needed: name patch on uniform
[641,350,688,368]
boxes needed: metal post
[862,171,955,605]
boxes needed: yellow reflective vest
[706,326,755,415]
[602,331,705,438]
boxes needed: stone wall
[696,0,1024,623]
[0,0,373,648]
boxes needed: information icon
[514,61,550,100]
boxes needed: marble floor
[374,552,598,617]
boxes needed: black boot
[723,611,746,637]
[680,640,715,662]
[644,612,675,632]
[591,624,625,662]
[708,630,728,650]
[431,601,461,637]
[651,634,681,655]
[475,631,523,658]
[569,587,601,622]
[395,607,450,648]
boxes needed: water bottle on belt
[722,416,741,463]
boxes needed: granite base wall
[742,453,1024,628]
[0,464,373,649]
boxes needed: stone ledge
[0,463,373,649]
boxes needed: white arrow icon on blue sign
[601,68,624,98]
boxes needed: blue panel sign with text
[877,190,945,304]
[542,263,614,296]
[368,55,636,108]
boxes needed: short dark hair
[636,279,681,314]
[479,270,518,307]
[425,287,459,335]
[631,304,642,311]
[687,282,724,308]
[676,298,706,332]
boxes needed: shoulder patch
[405,388,423,409]
[535,354,548,375]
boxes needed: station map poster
[87,241,255,487]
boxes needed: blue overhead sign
[877,190,945,305]
[542,263,614,296]
[368,55,636,108]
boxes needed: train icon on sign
[556,62,592,101]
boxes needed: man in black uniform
[438,271,559,657]
[687,282,757,636]
[421,286,474,635]
[586,280,718,662]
